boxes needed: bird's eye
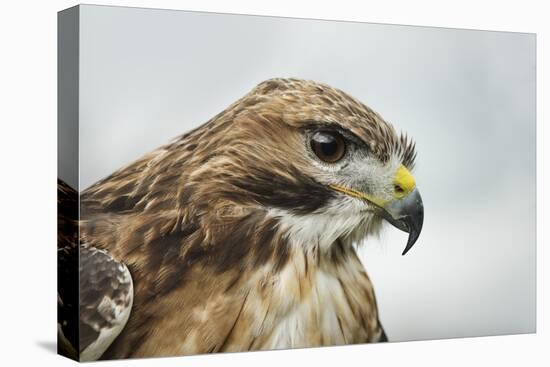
[310,131,346,163]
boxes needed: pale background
[78,5,536,342]
[1,1,547,367]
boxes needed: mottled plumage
[58,78,423,360]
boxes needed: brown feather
[79,78,406,358]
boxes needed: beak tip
[401,236,416,256]
[401,219,422,255]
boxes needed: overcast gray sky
[77,5,536,342]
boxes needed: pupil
[321,140,337,157]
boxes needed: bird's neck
[266,207,376,257]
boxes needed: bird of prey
[57,78,423,361]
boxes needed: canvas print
[57,5,536,362]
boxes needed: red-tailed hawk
[58,78,423,361]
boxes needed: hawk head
[179,78,423,256]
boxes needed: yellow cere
[393,165,416,199]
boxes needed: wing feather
[79,246,134,361]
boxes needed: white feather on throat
[267,195,383,255]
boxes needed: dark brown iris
[310,131,346,163]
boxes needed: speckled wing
[58,179,134,361]
[79,245,134,361]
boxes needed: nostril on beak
[394,184,405,194]
[393,165,416,198]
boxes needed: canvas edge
[57,4,80,362]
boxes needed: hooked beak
[329,165,424,255]
[377,187,424,255]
